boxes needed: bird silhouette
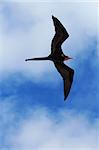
[25,15,74,100]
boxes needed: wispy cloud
[0,69,99,115]
[0,2,98,79]
[0,100,99,150]
[0,3,98,150]
[2,0,97,2]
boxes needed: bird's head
[64,55,72,61]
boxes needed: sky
[0,1,99,150]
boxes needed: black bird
[25,16,74,100]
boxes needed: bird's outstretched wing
[51,16,69,54]
[54,62,74,100]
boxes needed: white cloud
[0,3,98,150]
[0,100,99,150]
[2,0,98,2]
[97,3,99,57]
[0,2,98,79]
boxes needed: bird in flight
[25,16,74,100]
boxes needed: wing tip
[52,15,55,19]
[64,97,67,101]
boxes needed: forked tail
[25,56,50,61]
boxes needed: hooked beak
[68,57,72,59]
[64,56,72,60]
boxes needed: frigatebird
[25,16,74,100]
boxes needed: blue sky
[0,2,99,150]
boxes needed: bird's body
[25,16,74,100]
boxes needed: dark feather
[54,62,74,100]
[25,16,74,101]
[51,16,69,54]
